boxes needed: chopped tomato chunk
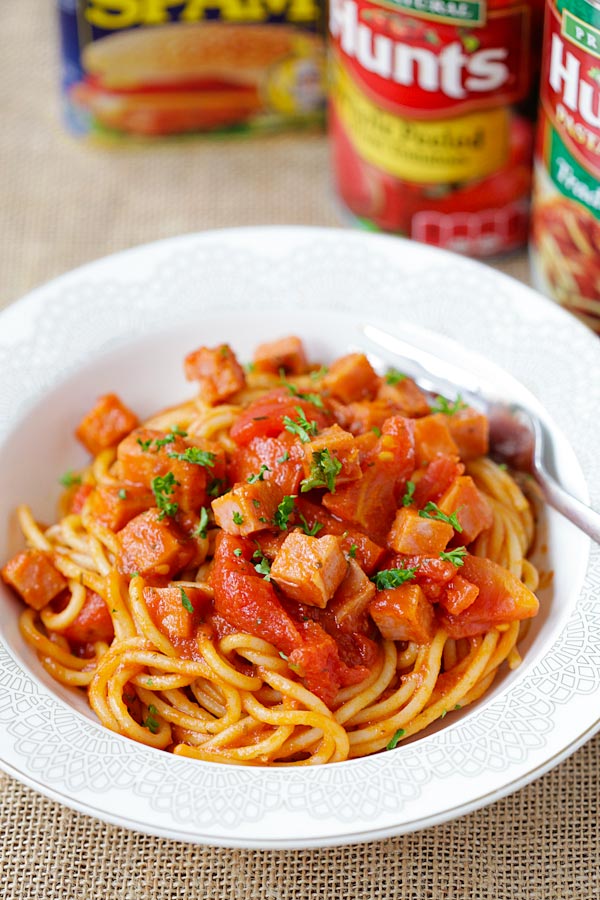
[438,554,539,638]
[437,476,493,544]
[270,532,348,609]
[116,509,195,578]
[2,549,67,611]
[228,433,305,495]
[143,584,212,642]
[69,483,94,514]
[447,407,489,460]
[387,507,453,556]
[376,378,431,417]
[413,414,460,465]
[230,389,330,446]
[412,455,464,508]
[438,575,480,616]
[75,393,138,456]
[369,583,436,643]
[253,336,308,375]
[288,620,368,707]
[322,353,380,403]
[212,480,282,536]
[184,344,246,404]
[62,590,114,645]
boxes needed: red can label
[531,0,600,331]
[329,0,541,257]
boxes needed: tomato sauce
[530,0,600,333]
[328,0,544,257]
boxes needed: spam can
[57,0,326,140]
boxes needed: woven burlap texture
[2,1,599,898]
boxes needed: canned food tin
[58,0,326,141]
[329,0,544,257]
[530,0,600,332]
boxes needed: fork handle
[533,465,600,544]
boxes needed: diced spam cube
[116,510,195,578]
[447,408,489,460]
[331,400,395,436]
[69,483,93,514]
[438,476,493,544]
[413,414,460,465]
[302,425,361,487]
[369,583,436,643]
[184,344,246,404]
[438,575,480,616]
[2,549,67,610]
[143,584,212,642]
[75,393,139,456]
[62,590,114,644]
[295,498,385,573]
[86,483,155,531]
[117,429,208,512]
[376,378,431,417]
[328,559,376,633]
[270,532,348,609]
[253,336,308,375]
[211,480,282,536]
[322,353,380,403]
[387,507,453,555]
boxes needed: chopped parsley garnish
[298,514,323,537]
[372,426,382,437]
[151,472,179,520]
[385,369,407,385]
[277,451,290,464]
[252,499,261,508]
[207,477,225,498]
[59,470,81,488]
[402,480,416,507]
[418,501,463,532]
[244,361,256,373]
[118,488,128,500]
[143,704,160,735]
[497,462,508,471]
[169,425,188,437]
[279,371,325,409]
[253,553,271,581]
[219,346,230,358]
[348,544,358,559]
[372,567,418,590]
[300,449,342,493]
[274,495,296,530]
[153,434,177,450]
[430,394,467,416]
[440,547,467,566]
[233,548,242,557]
[247,464,270,484]
[136,438,153,451]
[168,447,216,468]
[455,704,462,710]
[232,511,244,525]
[386,728,406,750]
[309,365,328,381]
[180,587,194,613]
[194,507,209,539]
[440,709,447,719]
[283,407,319,443]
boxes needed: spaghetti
[2,337,540,766]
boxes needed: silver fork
[361,324,600,545]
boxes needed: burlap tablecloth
[1,3,598,898]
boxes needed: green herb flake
[277,451,290,464]
[497,462,508,471]
[385,369,407,385]
[151,472,179,520]
[283,408,319,443]
[207,477,225,497]
[430,394,467,416]
[279,370,324,409]
[309,365,328,381]
[279,651,288,661]
[247,464,270,484]
[232,511,244,526]
[59,470,82,488]
[440,709,447,719]
[372,426,382,438]
[254,554,271,581]
[274,495,296,530]
[153,434,177,450]
[180,587,194,614]
[168,447,216,468]
[233,548,243,557]
[418,501,463,532]
[440,547,467,566]
[454,704,462,710]
[386,728,406,750]
[372,567,418,590]
[143,704,160,735]
[136,438,153,452]
[298,514,323,537]
[118,488,128,500]
[402,480,416,507]
[244,361,256,373]
[300,449,343,493]
[348,544,358,559]
[194,507,209,539]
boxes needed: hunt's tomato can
[530,0,600,332]
[329,0,543,257]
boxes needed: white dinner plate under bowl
[0,227,598,849]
